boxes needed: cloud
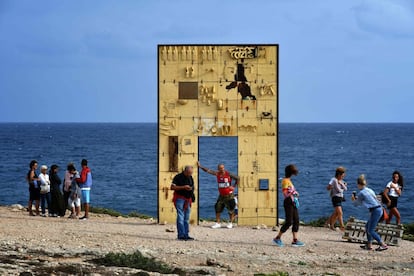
[353,0,414,38]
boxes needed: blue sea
[1,123,413,223]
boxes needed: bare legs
[215,212,235,223]
[386,207,401,225]
[215,213,221,223]
[229,213,235,223]
[329,206,345,230]
[28,200,33,215]
[83,203,90,218]
[28,200,40,216]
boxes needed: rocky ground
[1,205,413,276]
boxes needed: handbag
[293,196,300,208]
[380,207,389,222]
[40,183,50,194]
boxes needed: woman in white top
[327,167,347,231]
[38,165,51,217]
[382,171,403,225]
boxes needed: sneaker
[79,216,88,220]
[211,223,221,229]
[185,236,195,241]
[376,245,388,252]
[272,238,285,247]
[292,240,305,247]
[360,245,373,250]
[41,214,46,217]
[226,223,233,229]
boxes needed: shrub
[93,250,183,275]
[402,222,414,241]
[127,211,153,219]
[89,206,124,217]
[306,217,329,227]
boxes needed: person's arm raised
[197,161,217,176]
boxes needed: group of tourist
[26,153,401,252]
[170,162,403,252]
[26,159,92,220]
[274,166,403,251]
[326,167,403,231]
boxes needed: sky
[1,0,414,123]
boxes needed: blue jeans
[40,192,51,215]
[175,198,191,239]
[366,207,383,243]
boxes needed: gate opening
[198,137,238,221]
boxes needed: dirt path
[0,205,413,275]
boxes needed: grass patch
[89,206,154,219]
[254,272,289,276]
[403,234,414,242]
[305,217,329,227]
[90,206,124,217]
[127,211,152,219]
[402,222,414,241]
[93,250,183,275]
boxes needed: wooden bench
[342,217,404,246]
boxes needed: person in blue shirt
[352,174,388,251]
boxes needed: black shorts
[332,196,343,207]
[29,187,40,201]
[388,196,398,209]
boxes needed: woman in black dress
[49,164,65,217]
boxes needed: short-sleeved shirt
[281,178,296,199]
[327,177,335,197]
[330,178,347,198]
[386,181,401,197]
[172,172,194,198]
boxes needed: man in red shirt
[75,159,92,220]
[197,161,240,229]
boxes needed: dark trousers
[63,190,71,214]
[280,197,299,233]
